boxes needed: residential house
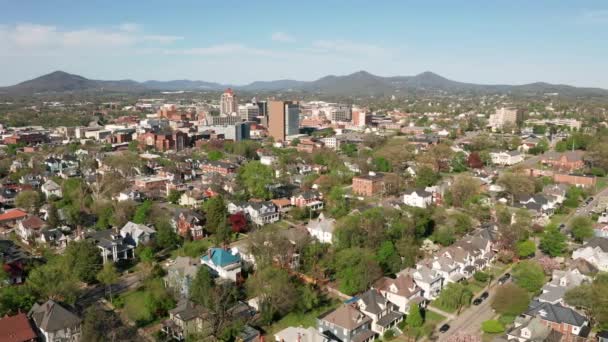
[541,151,585,171]
[161,299,210,341]
[201,247,242,282]
[275,326,329,342]
[228,201,279,226]
[524,301,589,340]
[507,316,563,342]
[572,237,608,272]
[120,221,156,246]
[200,160,237,176]
[29,300,82,342]
[352,172,385,197]
[355,290,403,335]
[0,239,28,285]
[172,209,205,240]
[0,188,18,206]
[306,213,336,244]
[41,179,62,198]
[16,216,47,243]
[373,274,424,314]
[88,229,135,264]
[37,228,68,248]
[164,256,200,299]
[403,188,433,208]
[114,189,145,202]
[317,304,375,342]
[291,191,324,210]
[401,265,444,300]
[0,208,28,226]
[543,184,569,204]
[538,269,589,306]
[179,189,206,208]
[270,198,292,213]
[0,312,38,342]
[490,151,524,166]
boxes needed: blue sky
[1,0,607,87]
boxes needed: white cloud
[164,43,278,57]
[311,39,390,56]
[0,23,182,55]
[271,31,295,42]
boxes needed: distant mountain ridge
[1,70,607,97]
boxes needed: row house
[200,160,238,175]
[572,237,608,272]
[541,151,585,171]
[372,274,424,314]
[355,290,403,335]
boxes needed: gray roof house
[317,304,375,342]
[355,289,403,335]
[28,300,82,342]
[164,256,201,299]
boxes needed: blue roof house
[201,248,242,282]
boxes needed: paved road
[435,269,512,340]
[76,272,142,308]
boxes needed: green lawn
[401,309,446,339]
[429,301,457,314]
[596,177,608,192]
[170,238,213,259]
[424,310,446,324]
[265,300,340,335]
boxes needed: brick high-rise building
[268,101,300,141]
[220,88,238,115]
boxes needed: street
[76,272,142,308]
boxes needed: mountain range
[1,70,607,97]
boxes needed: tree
[570,216,594,243]
[406,304,424,327]
[0,285,36,316]
[207,150,223,161]
[202,195,228,235]
[451,152,468,172]
[539,227,567,257]
[340,143,357,157]
[450,175,481,207]
[334,248,382,295]
[516,240,536,258]
[565,274,608,329]
[498,172,536,199]
[376,241,401,274]
[467,152,484,168]
[414,166,441,187]
[46,203,60,227]
[64,241,102,284]
[229,212,248,233]
[155,219,180,250]
[327,186,350,218]
[491,284,530,316]
[474,271,490,283]
[132,200,152,224]
[97,262,119,303]
[395,236,419,268]
[82,306,137,342]
[27,260,79,304]
[246,267,299,323]
[513,260,545,293]
[15,190,41,212]
[167,189,183,204]
[373,157,392,172]
[434,282,473,312]
[238,161,274,199]
[190,266,215,308]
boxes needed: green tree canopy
[238,161,274,199]
[539,227,567,257]
[570,216,594,243]
[513,260,545,293]
[491,283,530,316]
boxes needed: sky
[1,0,607,88]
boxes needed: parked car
[498,273,511,284]
[473,298,483,305]
[439,324,450,333]
[480,291,489,300]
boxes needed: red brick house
[352,172,386,197]
[0,312,38,342]
[524,302,589,341]
[138,131,188,152]
[541,151,585,171]
[172,210,205,240]
[200,160,237,175]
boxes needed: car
[498,273,511,284]
[559,223,566,229]
[473,298,483,305]
[480,291,489,300]
[439,324,450,333]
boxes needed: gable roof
[306,213,336,233]
[20,216,46,230]
[526,301,587,327]
[582,237,608,252]
[0,209,28,223]
[0,312,37,342]
[28,300,81,333]
[318,303,371,330]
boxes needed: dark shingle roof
[526,301,587,327]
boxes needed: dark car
[473,298,483,305]
[559,223,566,230]
[480,291,489,300]
[439,324,450,333]
[498,273,511,284]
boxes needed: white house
[373,274,424,314]
[401,265,444,300]
[201,247,242,282]
[403,189,433,208]
[572,237,608,271]
[41,179,62,198]
[29,300,82,342]
[306,213,336,244]
[120,221,156,246]
[490,151,524,166]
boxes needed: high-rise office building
[238,103,260,121]
[268,101,300,141]
[220,88,238,115]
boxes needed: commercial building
[268,101,300,141]
[238,103,260,121]
[220,88,238,115]
[488,107,523,131]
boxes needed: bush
[383,328,396,340]
[474,271,489,283]
[481,320,505,333]
[516,240,536,258]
